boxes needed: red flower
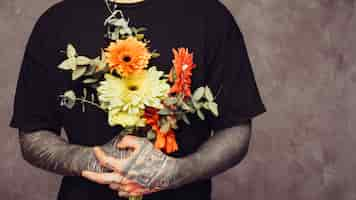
[169,48,196,97]
[143,107,178,154]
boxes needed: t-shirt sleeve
[9,8,63,135]
[205,3,266,132]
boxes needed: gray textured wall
[1,0,355,199]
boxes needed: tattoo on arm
[120,139,179,190]
[116,121,251,190]
[18,130,129,176]
[174,121,252,187]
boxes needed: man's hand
[82,122,252,197]
[82,135,184,197]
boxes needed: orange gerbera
[105,37,151,77]
[169,48,196,97]
[144,107,178,154]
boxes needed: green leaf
[82,102,86,112]
[182,114,191,125]
[193,87,205,101]
[160,120,170,133]
[67,44,77,58]
[205,86,214,102]
[64,90,76,100]
[147,130,156,141]
[192,100,201,109]
[197,109,205,120]
[60,90,76,109]
[158,108,172,115]
[164,97,178,106]
[136,27,147,33]
[101,50,106,61]
[181,102,193,112]
[208,102,219,117]
[136,34,145,40]
[83,88,87,99]
[72,66,87,80]
[58,58,76,70]
[151,52,160,58]
[76,56,91,65]
[83,78,99,84]
[84,65,97,76]
[203,102,210,110]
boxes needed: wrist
[169,157,195,188]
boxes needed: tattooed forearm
[120,139,179,190]
[18,130,128,176]
[173,121,252,188]
[108,121,251,191]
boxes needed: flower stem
[129,196,143,200]
[76,98,103,110]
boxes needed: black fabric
[9,0,266,199]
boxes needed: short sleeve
[9,8,63,135]
[205,3,266,132]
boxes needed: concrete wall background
[1,0,355,199]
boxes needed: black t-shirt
[9,0,266,199]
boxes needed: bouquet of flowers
[58,9,218,200]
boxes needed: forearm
[18,130,123,176]
[173,121,252,187]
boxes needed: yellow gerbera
[105,36,151,77]
[108,108,145,127]
[97,67,170,127]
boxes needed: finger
[117,135,142,150]
[82,171,124,185]
[130,187,153,196]
[109,183,121,190]
[120,183,143,193]
[93,147,128,172]
[118,191,130,198]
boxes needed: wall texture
[1,0,355,199]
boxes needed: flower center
[123,55,132,63]
[128,85,139,91]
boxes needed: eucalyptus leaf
[84,65,97,76]
[158,109,171,115]
[131,27,138,34]
[60,90,76,109]
[192,100,201,109]
[72,66,87,80]
[197,109,205,120]
[164,97,178,106]
[151,52,160,58]
[101,50,106,60]
[181,102,193,111]
[203,102,210,110]
[136,27,147,33]
[136,34,145,40]
[160,121,170,133]
[83,88,87,99]
[58,58,76,70]
[208,102,219,117]
[83,78,99,84]
[76,56,91,65]
[147,130,156,141]
[182,114,191,125]
[82,102,86,112]
[205,86,214,102]
[64,90,76,100]
[193,87,205,101]
[67,44,77,58]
